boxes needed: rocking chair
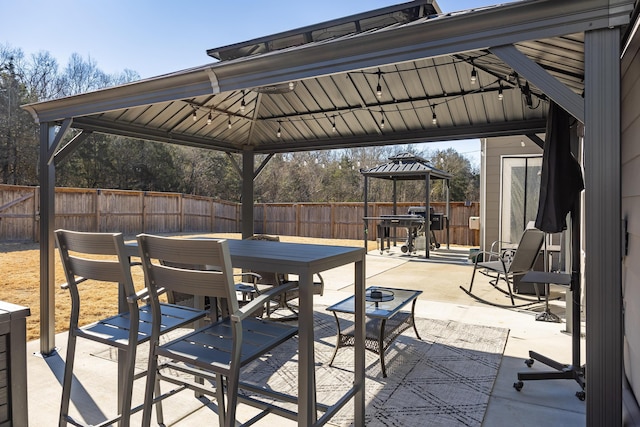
[460,228,546,308]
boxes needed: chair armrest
[60,276,89,289]
[280,273,325,295]
[474,250,506,265]
[234,272,262,282]
[231,282,298,322]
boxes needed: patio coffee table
[326,286,422,377]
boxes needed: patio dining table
[126,237,366,426]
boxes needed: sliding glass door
[500,156,543,245]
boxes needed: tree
[428,148,479,202]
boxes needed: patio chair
[459,227,546,308]
[137,234,299,427]
[55,229,207,427]
[239,234,324,320]
[162,261,263,320]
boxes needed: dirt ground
[0,233,376,342]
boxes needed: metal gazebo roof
[360,152,452,180]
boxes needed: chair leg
[468,264,479,293]
[224,372,240,427]
[153,372,164,426]
[504,276,516,305]
[215,373,226,427]
[59,332,78,427]
[117,346,137,427]
[141,347,159,426]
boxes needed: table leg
[411,299,422,340]
[379,319,388,378]
[298,271,317,425]
[328,311,342,366]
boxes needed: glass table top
[326,286,422,319]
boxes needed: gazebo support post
[39,123,57,356]
[425,174,430,258]
[363,175,369,251]
[241,148,255,240]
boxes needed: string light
[432,112,437,125]
[380,111,385,129]
[289,81,295,90]
[227,116,232,129]
[498,84,504,101]
[376,69,383,99]
[240,90,246,112]
[192,110,197,121]
[470,67,477,84]
[332,115,337,133]
[207,112,212,125]
[277,121,282,138]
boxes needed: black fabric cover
[535,101,584,233]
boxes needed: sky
[1,0,506,166]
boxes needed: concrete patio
[25,245,586,426]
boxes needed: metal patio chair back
[244,234,324,320]
[55,229,207,427]
[137,234,298,427]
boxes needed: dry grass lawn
[0,233,376,342]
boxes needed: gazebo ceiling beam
[255,119,547,153]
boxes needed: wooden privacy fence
[0,184,480,245]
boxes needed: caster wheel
[525,358,534,368]
[576,391,585,401]
[513,381,523,392]
[435,243,441,248]
[401,245,408,253]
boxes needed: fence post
[263,203,267,234]
[330,203,335,239]
[33,187,39,242]
[141,192,146,233]
[95,189,100,232]
[179,194,184,232]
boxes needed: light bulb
[471,69,477,84]
[277,124,282,138]
[240,99,246,112]
[380,117,385,129]
[289,81,295,90]
[227,117,232,129]
[520,140,525,147]
[498,85,504,100]
[376,83,382,98]
[432,113,437,125]
[192,110,197,121]
[207,112,212,125]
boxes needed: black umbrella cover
[535,101,584,233]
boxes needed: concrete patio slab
[24,246,586,426]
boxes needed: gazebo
[361,152,451,258]
[20,1,635,423]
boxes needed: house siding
[481,135,543,251]
[621,17,640,422]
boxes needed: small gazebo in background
[361,152,452,258]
